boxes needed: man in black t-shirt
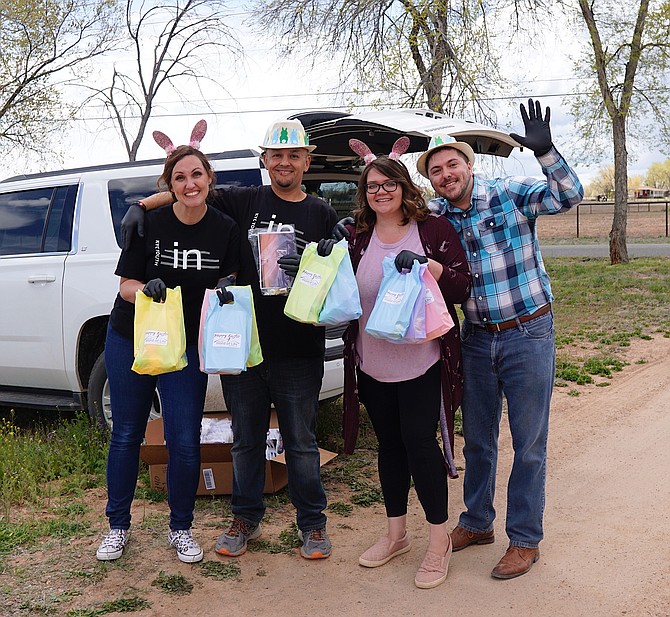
[122,119,337,560]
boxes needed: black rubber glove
[332,217,354,241]
[317,238,336,257]
[143,278,167,303]
[509,98,553,157]
[277,253,301,278]
[394,250,428,273]
[121,204,146,251]
[216,275,236,305]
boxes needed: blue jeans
[458,311,555,548]
[104,324,207,531]
[220,357,327,532]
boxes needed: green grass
[198,560,241,581]
[0,413,108,514]
[67,595,151,616]
[151,571,193,595]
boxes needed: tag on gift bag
[284,241,347,324]
[132,286,187,375]
[365,256,423,342]
[318,239,362,325]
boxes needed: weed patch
[328,501,353,516]
[151,571,193,595]
[198,560,241,581]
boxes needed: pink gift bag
[423,268,455,340]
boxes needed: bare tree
[570,0,670,264]
[90,0,241,161]
[250,0,547,121]
[0,0,121,159]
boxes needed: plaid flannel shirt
[428,147,584,325]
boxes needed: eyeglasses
[365,180,398,194]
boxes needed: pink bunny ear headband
[152,119,208,156]
[348,136,410,164]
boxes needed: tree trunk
[609,116,629,264]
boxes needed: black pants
[357,362,448,524]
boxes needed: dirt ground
[4,335,670,617]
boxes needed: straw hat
[416,133,475,178]
[260,119,316,152]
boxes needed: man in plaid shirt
[418,99,583,579]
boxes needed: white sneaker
[168,529,204,563]
[96,528,129,561]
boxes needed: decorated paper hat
[259,119,316,152]
[416,133,475,178]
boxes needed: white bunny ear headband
[152,119,208,156]
[348,136,410,164]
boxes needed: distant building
[632,186,669,199]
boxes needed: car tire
[87,352,162,431]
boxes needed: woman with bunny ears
[97,122,240,564]
[336,138,471,588]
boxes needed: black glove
[277,253,301,278]
[143,278,167,303]
[121,204,146,251]
[509,98,553,157]
[317,238,336,257]
[216,275,235,305]
[332,216,354,241]
[394,250,428,272]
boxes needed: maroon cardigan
[342,214,471,476]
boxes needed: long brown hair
[354,156,428,233]
[157,145,215,194]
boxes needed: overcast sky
[2,9,667,187]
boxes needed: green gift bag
[283,241,347,324]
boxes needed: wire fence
[537,200,670,240]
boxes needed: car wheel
[87,352,162,431]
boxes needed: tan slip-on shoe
[359,533,411,567]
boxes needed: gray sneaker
[215,518,261,557]
[168,529,204,563]
[298,528,332,559]
[96,528,129,561]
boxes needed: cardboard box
[139,411,336,495]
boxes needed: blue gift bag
[198,286,253,374]
[365,256,423,342]
[318,239,362,325]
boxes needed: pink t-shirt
[356,221,440,382]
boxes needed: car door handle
[28,275,57,284]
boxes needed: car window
[304,180,358,218]
[108,169,263,247]
[0,186,77,256]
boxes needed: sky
[2,6,668,188]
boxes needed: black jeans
[357,362,447,524]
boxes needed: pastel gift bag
[318,239,362,325]
[284,241,347,324]
[365,256,423,342]
[198,286,263,374]
[132,286,187,375]
[400,262,428,343]
[423,268,455,340]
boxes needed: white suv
[0,109,517,426]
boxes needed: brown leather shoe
[450,526,495,552]
[491,545,540,579]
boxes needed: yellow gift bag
[132,286,187,375]
[284,241,347,324]
[247,288,263,368]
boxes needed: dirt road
[136,336,670,617]
[7,336,670,616]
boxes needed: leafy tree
[87,0,241,161]
[569,0,670,264]
[645,159,670,189]
[585,164,615,199]
[250,0,544,121]
[0,0,121,160]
